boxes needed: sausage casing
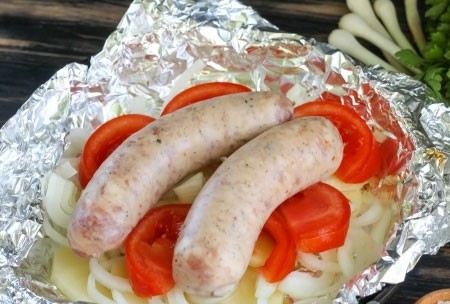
[173,116,344,297]
[67,91,293,257]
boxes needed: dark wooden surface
[0,1,449,303]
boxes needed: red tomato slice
[78,114,154,188]
[125,204,190,297]
[161,82,251,115]
[259,210,297,283]
[278,182,351,253]
[294,101,380,183]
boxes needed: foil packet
[0,0,448,303]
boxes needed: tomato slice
[161,82,251,115]
[277,182,351,253]
[259,210,297,283]
[78,114,154,188]
[125,204,190,297]
[294,101,380,183]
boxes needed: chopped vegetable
[259,210,297,283]
[294,101,381,183]
[161,82,251,115]
[78,114,154,188]
[124,204,190,297]
[329,0,449,103]
[277,182,351,253]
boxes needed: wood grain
[0,1,448,303]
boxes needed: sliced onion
[255,273,277,299]
[54,157,79,180]
[87,273,117,304]
[322,175,365,192]
[89,257,133,293]
[370,206,393,244]
[297,252,341,273]
[42,217,69,247]
[353,197,384,226]
[277,270,335,300]
[337,238,355,279]
[166,287,189,304]
[149,296,167,304]
[173,172,205,203]
[63,127,91,158]
[42,172,79,228]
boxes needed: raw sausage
[173,116,343,297]
[67,91,293,257]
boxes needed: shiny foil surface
[0,0,448,303]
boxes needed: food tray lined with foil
[0,0,449,303]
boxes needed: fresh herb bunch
[328,0,450,104]
[397,0,450,101]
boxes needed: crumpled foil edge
[0,0,449,303]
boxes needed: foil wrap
[0,0,448,303]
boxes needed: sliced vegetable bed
[76,83,393,298]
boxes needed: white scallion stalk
[89,258,133,293]
[404,0,426,54]
[345,0,410,71]
[339,14,403,59]
[374,0,417,53]
[328,29,398,72]
[346,0,391,39]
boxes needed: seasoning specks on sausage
[173,117,344,297]
[67,91,293,258]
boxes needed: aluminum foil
[0,0,448,303]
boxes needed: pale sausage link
[67,91,293,258]
[173,116,344,297]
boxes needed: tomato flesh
[294,101,380,183]
[78,114,154,188]
[125,204,190,297]
[278,182,351,253]
[259,211,297,282]
[161,82,251,115]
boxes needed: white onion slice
[149,296,167,304]
[278,270,334,299]
[255,273,278,299]
[297,252,341,273]
[166,287,189,304]
[43,172,79,228]
[42,217,69,247]
[173,172,205,203]
[89,257,133,293]
[353,197,384,226]
[54,157,79,180]
[87,273,117,304]
[63,127,91,158]
[337,238,355,279]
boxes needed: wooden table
[1,1,449,303]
